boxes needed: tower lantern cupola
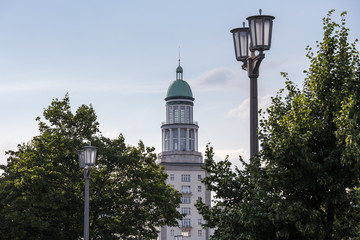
[176,59,183,80]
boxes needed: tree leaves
[0,95,182,239]
[197,10,360,240]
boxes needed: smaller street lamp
[78,144,97,240]
[231,9,275,158]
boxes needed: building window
[181,185,191,194]
[182,196,191,204]
[198,186,202,192]
[181,174,190,182]
[198,174,202,181]
[198,230,202,237]
[182,219,191,228]
[170,229,174,236]
[182,230,191,237]
[170,174,174,181]
[181,207,191,215]
[198,219,202,225]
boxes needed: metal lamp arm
[246,53,265,78]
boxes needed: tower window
[168,106,173,124]
[174,106,179,123]
[185,106,190,123]
[164,130,170,151]
[180,129,186,151]
[189,129,194,151]
[180,106,185,123]
[172,129,178,151]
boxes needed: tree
[196,10,360,240]
[0,95,182,240]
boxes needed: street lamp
[78,145,97,240]
[231,9,275,158]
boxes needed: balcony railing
[181,191,192,195]
[161,121,198,126]
[181,224,192,228]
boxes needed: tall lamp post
[78,145,97,240]
[231,9,275,158]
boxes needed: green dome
[166,79,193,100]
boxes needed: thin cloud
[191,67,244,91]
[198,146,250,169]
[0,78,166,95]
[226,95,273,120]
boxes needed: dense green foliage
[0,95,182,240]
[197,10,360,240]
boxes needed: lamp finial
[242,22,245,27]
[259,9,262,15]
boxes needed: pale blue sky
[0,0,359,166]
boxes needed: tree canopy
[196,10,360,240]
[0,95,182,239]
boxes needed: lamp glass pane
[78,150,85,169]
[233,31,241,59]
[248,34,251,56]
[239,31,248,58]
[264,19,270,47]
[255,18,263,47]
[249,19,256,49]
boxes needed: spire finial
[178,46,181,66]
[242,22,245,27]
[259,9,262,15]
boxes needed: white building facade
[157,63,211,240]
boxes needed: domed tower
[158,61,210,240]
[158,62,202,162]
